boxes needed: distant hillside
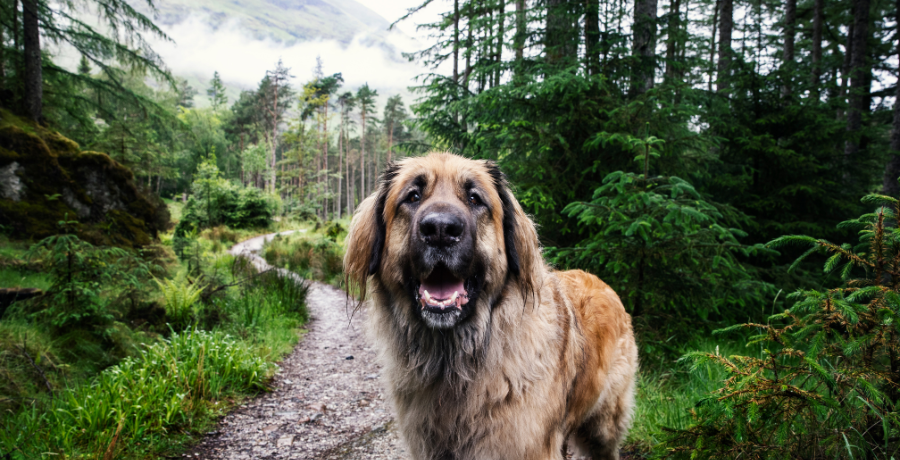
[133,0,392,45]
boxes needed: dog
[344,153,638,460]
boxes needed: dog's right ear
[344,194,383,298]
[343,163,399,299]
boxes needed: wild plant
[663,194,900,459]
[154,275,204,330]
[24,234,155,331]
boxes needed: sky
[143,0,450,106]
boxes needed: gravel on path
[186,232,409,459]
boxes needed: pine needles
[663,195,900,459]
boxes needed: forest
[0,0,899,457]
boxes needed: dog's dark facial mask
[398,178,484,329]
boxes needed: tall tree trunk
[514,0,526,83]
[664,0,681,81]
[322,103,331,220]
[22,0,41,122]
[708,0,719,93]
[631,0,658,95]
[545,0,567,65]
[494,0,504,87]
[881,0,900,195]
[337,114,343,219]
[585,0,600,76]
[453,0,460,123]
[716,0,733,93]
[360,109,366,199]
[844,0,870,158]
[781,0,796,98]
[838,20,854,120]
[810,0,824,91]
[387,119,393,164]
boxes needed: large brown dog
[344,153,637,460]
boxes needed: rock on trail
[187,232,409,459]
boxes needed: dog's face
[345,153,540,330]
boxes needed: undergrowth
[0,219,310,459]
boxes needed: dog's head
[344,153,541,329]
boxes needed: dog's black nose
[420,212,465,247]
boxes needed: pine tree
[355,83,377,200]
[207,71,228,113]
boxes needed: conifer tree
[355,83,377,199]
[207,71,228,113]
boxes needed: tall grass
[263,232,344,285]
[1,330,271,458]
[625,337,753,453]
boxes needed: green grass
[262,220,349,286]
[0,226,311,459]
[624,336,761,454]
[0,268,51,290]
[1,329,272,458]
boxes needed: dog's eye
[468,193,481,206]
[407,191,421,203]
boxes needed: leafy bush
[663,195,900,459]
[0,330,272,458]
[174,157,276,242]
[551,134,774,329]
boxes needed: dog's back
[557,270,638,460]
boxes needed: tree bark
[632,0,658,95]
[494,0,504,87]
[664,0,681,81]
[708,0,719,93]
[810,0,824,91]
[453,0,460,123]
[881,0,900,195]
[545,0,576,65]
[22,0,41,122]
[585,0,600,76]
[781,0,796,98]
[360,108,367,200]
[514,0,526,77]
[716,0,733,93]
[844,0,870,158]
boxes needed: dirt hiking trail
[187,232,408,459]
[187,232,611,459]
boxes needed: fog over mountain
[129,0,432,105]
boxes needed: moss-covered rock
[0,111,168,247]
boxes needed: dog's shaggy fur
[344,153,638,460]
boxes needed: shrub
[551,133,774,329]
[24,234,157,332]
[155,276,204,330]
[175,157,276,237]
[663,194,900,459]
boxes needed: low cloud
[151,15,437,98]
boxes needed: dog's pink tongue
[419,267,466,300]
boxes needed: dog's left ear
[343,164,397,298]
[487,163,542,294]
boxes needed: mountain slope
[137,0,391,45]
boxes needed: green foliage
[0,330,272,459]
[663,197,900,459]
[552,136,774,326]
[174,157,276,240]
[155,276,205,330]
[263,231,344,286]
[24,234,156,331]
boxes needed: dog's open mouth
[417,265,470,314]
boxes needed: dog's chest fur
[367,274,587,460]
